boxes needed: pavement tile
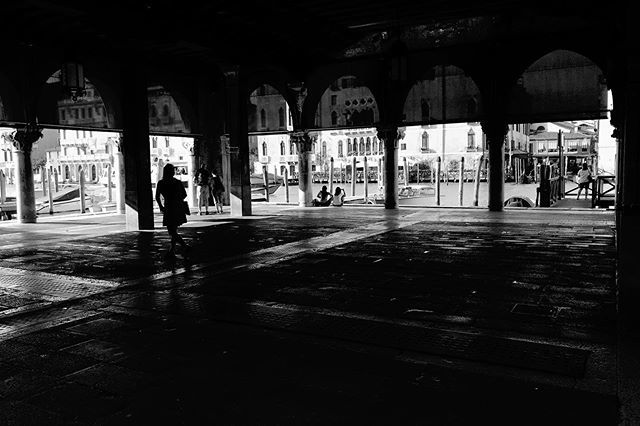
[14,329,93,352]
[0,368,59,399]
[61,339,130,362]
[0,339,38,361]
[26,381,126,422]
[64,317,129,337]
[65,362,150,396]
[13,350,99,377]
[0,400,65,426]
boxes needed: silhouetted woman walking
[155,163,189,257]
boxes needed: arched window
[322,141,327,157]
[353,138,358,155]
[162,104,170,117]
[422,132,429,151]
[260,109,267,128]
[373,137,378,154]
[359,137,365,154]
[278,107,285,128]
[150,105,158,118]
[347,138,352,155]
[467,97,477,116]
[280,141,285,155]
[281,166,287,175]
[331,111,338,126]
[467,129,475,149]
[421,99,430,122]
[262,141,268,156]
[290,141,295,155]
[366,137,371,154]
[338,140,343,157]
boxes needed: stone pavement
[0,205,621,424]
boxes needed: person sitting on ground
[332,186,346,207]
[312,185,333,206]
[576,162,592,200]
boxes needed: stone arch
[0,71,22,122]
[506,49,608,122]
[312,74,379,129]
[147,84,191,134]
[248,83,292,133]
[402,64,483,125]
[303,61,383,129]
[36,68,114,129]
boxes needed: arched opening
[147,86,189,134]
[247,83,293,203]
[388,65,486,207]
[502,49,611,210]
[314,75,379,128]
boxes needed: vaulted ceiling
[3,0,618,70]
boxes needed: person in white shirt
[576,162,592,200]
[332,187,346,206]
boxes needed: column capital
[375,126,405,143]
[288,83,308,127]
[480,119,508,143]
[290,130,313,152]
[5,123,42,153]
[108,136,123,153]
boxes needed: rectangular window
[60,110,66,121]
[81,109,85,119]
[62,129,66,139]
[165,137,170,148]
[401,143,407,150]
[331,95,337,106]
[74,109,79,119]
[152,137,157,148]
[88,108,92,118]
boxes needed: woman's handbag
[183,201,191,215]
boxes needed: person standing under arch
[576,162,592,200]
[194,164,211,215]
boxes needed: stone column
[292,131,313,207]
[377,126,402,209]
[121,66,153,230]
[8,124,42,223]
[220,135,232,206]
[482,120,507,211]
[188,148,197,208]
[223,69,252,217]
[0,170,6,204]
[112,138,126,214]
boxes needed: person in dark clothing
[194,165,211,215]
[155,163,189,258]
[210,170,225,214]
